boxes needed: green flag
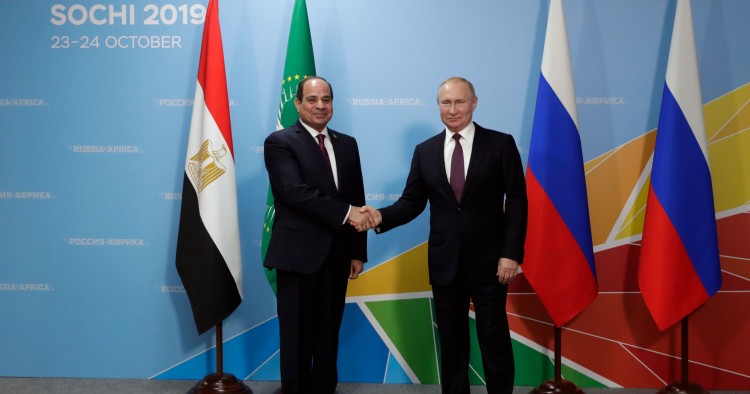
[261,0,316,294]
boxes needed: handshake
[347,206,382,232]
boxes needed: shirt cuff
[342,205,352,225]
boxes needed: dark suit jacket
[378,123,527,286]
[263,121,367,274]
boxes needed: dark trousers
[432,277,514,394]
[276,254,350,394]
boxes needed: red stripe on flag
[639,187,709,331]
[524,169,597,327]
[197,0,233,157]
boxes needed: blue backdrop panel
[0,0,748,385]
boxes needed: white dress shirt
[444,122,475,181]
[301,121,339,189]
[300,120,351,224]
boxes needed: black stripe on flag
[176,173,241,335]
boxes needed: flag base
[530,379,584,394]
[188,373,253,394]
[657,382,709,394]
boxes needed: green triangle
[511,339,555,385]
[365,298,440,384]
[562,363,607,388]
[367,298,607,388]
[510,339,607,388]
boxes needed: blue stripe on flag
[528,74,596,275]
[651,84,721,295]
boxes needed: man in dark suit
[264,76,370,394]
[361,77,527,394]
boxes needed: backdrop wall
[0,0,748,389]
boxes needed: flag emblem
[188,139,228,192]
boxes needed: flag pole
[554,326,561,383]
[217,322,224,377]
[530,325,583,394]
[188,322,252,394]
[656,316,708,394]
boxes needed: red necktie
[450,133,465,202]
[316,134,333,172]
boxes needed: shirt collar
[444,122,475,145]
[300,120,329,140]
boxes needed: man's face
[438,80,477,132]
[295,78,333,132]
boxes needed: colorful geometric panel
[154,83,750,390]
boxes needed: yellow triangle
[347,242,431,297]
[616,173,650,240]
[705,82,750,141]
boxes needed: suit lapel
[463,124,486,199]
[430,130,457,203]
[294,122,338,192]
[327,129,342,192]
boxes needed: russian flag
[176,0,243,335]
[638,0,721,331]
[523,0,597,328]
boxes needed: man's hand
[348,206,370,232]
[497,258,519,285]
[360,206,382,229]
[350,260,363,279]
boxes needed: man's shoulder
[268,123,297,135]
[475,123,511,138]
[265,122,304,143]
[416,130,445,148]
[328,127,357,143]
[474,123,516,145]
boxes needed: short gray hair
[437,77,476,101]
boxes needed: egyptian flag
[176,0,243,335]
[638,0,721,331]
[524,0,598,327]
